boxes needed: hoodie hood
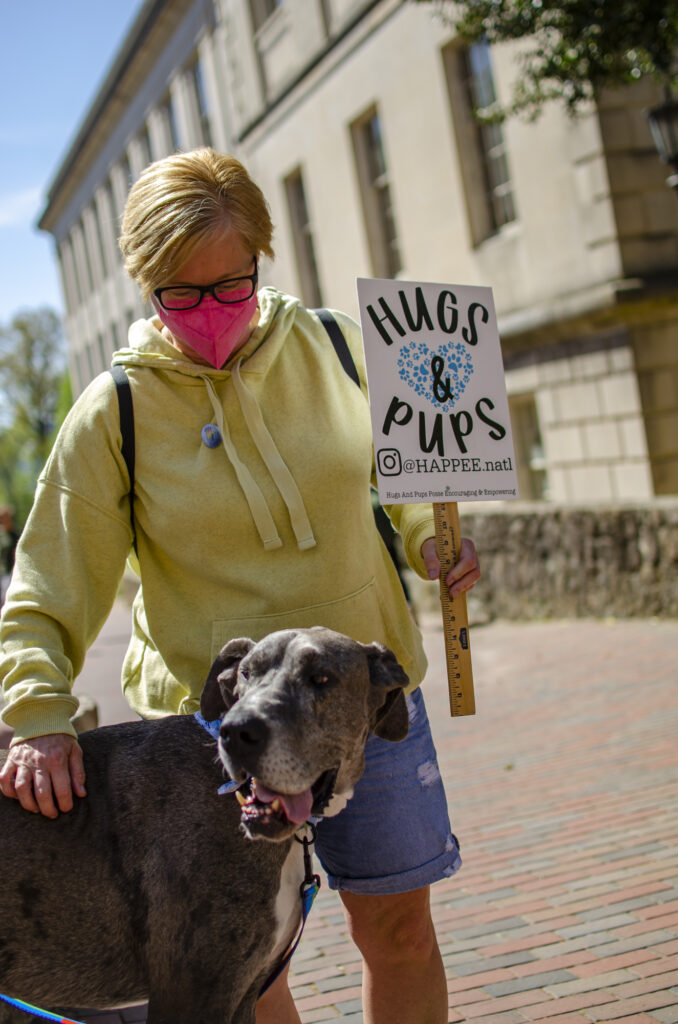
[111,287,315,553]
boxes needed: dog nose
[220,714,269,755]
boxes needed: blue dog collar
[193,712,239,794]
[194,710,221,741]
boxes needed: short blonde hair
[119,148,275,298]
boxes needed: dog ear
[364,642,410,742]
[201,638,255,721]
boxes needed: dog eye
[310,672,334,687]
[239,667,250,681]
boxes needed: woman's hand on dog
[0,734,86,818]
[421,536,481,597]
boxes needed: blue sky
[0,1,143,326]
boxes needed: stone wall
[407,498,678,621]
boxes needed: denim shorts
[314,687,462,894]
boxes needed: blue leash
[0,994,85,1023]
[196,712,322,993]
[259,822,321,995]
[0,831,319,1020]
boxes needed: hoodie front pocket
[210,578,382,662]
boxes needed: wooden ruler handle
[433,502,475,717]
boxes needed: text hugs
[366,286,489,348]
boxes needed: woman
[0,149,480,1024]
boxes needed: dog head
[200,627,409,841]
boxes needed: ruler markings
[433,501,476,717]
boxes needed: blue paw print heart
[397,341,474,413]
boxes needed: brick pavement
[284,615,678,1023]
[6,611,678,1023]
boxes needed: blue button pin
[201,423,222,448]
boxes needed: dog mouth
[235,767,338,838]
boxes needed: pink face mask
[154,292,258,368]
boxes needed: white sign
[357,277,519,504]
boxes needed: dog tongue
[253,780,314,824]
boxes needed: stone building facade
[38,0,678,507]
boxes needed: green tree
[417,0,678,117]
[0,307,68,524]
[0,428,32,526]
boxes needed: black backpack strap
[314,309,361,388]
[109,365,136,546]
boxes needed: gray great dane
[0,627,409,1024]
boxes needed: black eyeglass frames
[154,257,258,311]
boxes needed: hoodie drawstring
[231,362,316,551]
[201,375,283,551]
[200,369,316,552]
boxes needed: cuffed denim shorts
[314,687,462,894]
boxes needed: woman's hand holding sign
[421,535,480,597]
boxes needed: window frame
[284,166,323,308]
[442,39,517,246]
[350,106,402,279]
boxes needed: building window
[160,93,180,152]
[189,58,213,146]
[112,154,134,221]
[464,41,515,231]
[74,350,87,395]
[96,333,108,371]
[111,322,121,354]
[284,168,323,307]
[69,353,83,397]
[84,342,96,382]
[107,160,132,237]
[351,107,402,279]
[136,127,152,174]
[121,153,133,190]
[75,220,95,294]
[92,202,110,280]
[251,0,281,31]
[58,239,79,314]
[509,394,548,500]
[443,40,516,244]
[103,179,119,237]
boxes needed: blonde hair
[119,148,275,298]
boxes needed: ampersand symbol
[431,356,454,403]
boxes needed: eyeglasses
[154,257,258,311]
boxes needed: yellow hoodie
[1,289,434,743]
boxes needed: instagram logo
[377,449,402,476]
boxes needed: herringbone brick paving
[14,610,678,1023]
